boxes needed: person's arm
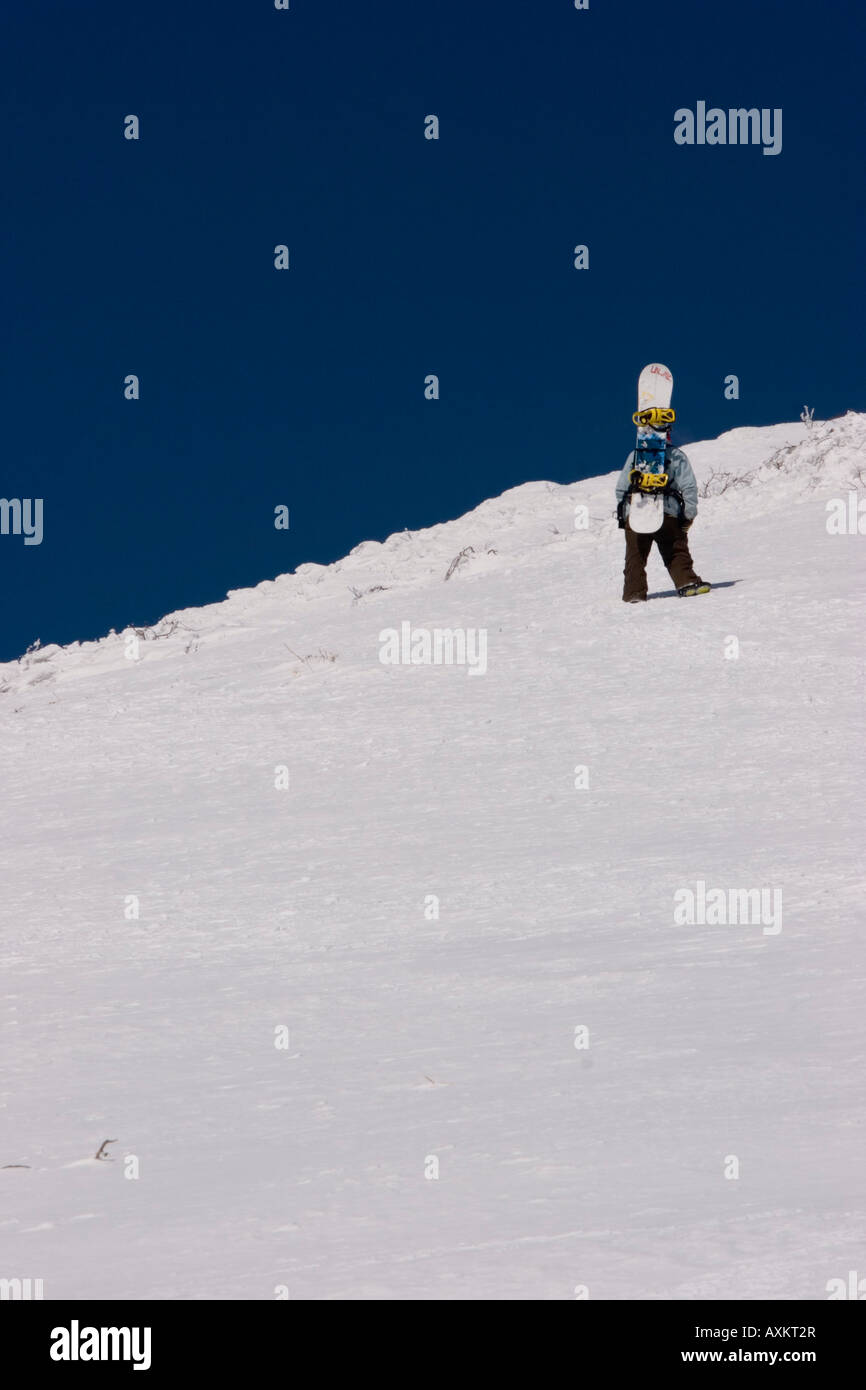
[671,448,698,522]
[615,451,636,503]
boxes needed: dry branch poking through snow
[444,546,475,580]
[349,585,390,604]
[282,645,337,666]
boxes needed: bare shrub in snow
[283,645,337,666]
[764,419,849,487]
[699,468,755,498]
[765,443,799,471]
[130,619,179,642]
[444,546,475,580]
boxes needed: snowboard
[627,363,674,535]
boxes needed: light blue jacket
[615,445,699,522]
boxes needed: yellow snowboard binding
[632,406,676,429]
[629,468,669,491]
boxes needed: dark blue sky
[3,0,863,660]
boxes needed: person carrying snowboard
[615,432,708,602]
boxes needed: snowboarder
[615,432,708,601]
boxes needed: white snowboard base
[637,362,674,412]
[627,493,665,534]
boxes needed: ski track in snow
[1,416,864,1300]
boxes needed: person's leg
[623,525,654,601]
[654,513,703,589]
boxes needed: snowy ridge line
[0,414,862,695]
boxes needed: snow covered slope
[2,414,864,1301]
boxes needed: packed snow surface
[2,415,864,1299]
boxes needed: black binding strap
[617,481,686,528]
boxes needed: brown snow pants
[623,513,702,601]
